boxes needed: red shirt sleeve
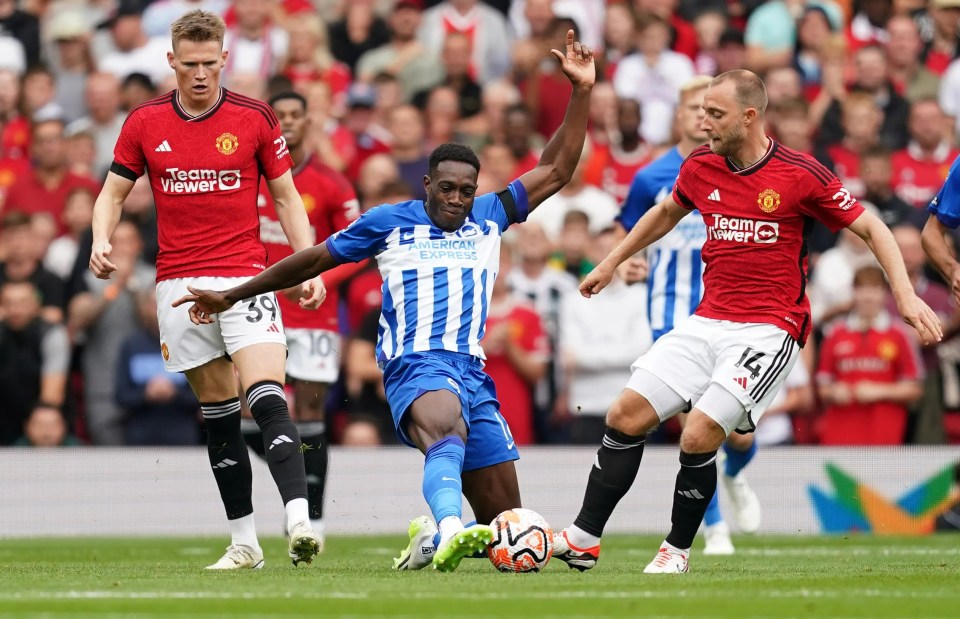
[800,171,865,233]
[112,112,146,179]
[671,157,697,210]
[256,108,293,181]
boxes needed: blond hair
[679,75,713,98]
[171,10,226,50]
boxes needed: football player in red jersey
[89,10,322,570]
[246,91,363,550]
[550,70,942,574]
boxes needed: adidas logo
[677,489,706,499]
[155,140,172,152]
[733,376,747,389]
[267,323,280,333]
[707,188,721,201]
[270,434,294,450]
[212,458,237,469]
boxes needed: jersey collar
[173,87,227,122]
[725,138,777,175]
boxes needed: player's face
[168,39,227,107]
[677,87,708,144]
[700,82,746,157]
[273,99,309,151]
[424,160,479,232]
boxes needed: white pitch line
[628,546,960,557]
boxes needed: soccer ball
[487,508,553,573]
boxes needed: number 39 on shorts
[243,294,278,323]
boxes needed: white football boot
[205,544,265,570]
[643,543,690,574]
[702,521,735,556]
[287,520,321,566]
[393,515,439,570]
[723,472,762,533]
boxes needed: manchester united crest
[216,132,239,155]
[757,188,781,213]
[877,339,897,361]
[161,342,170,361]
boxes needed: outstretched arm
[520,30,596,211]
[847,210,943,344]
[579,196,688,297]
[172,241,341,324]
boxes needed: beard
[709,123,746,158]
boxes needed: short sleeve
[256,108,293,181]
[802,173,865,233]
[928,155,960,229]
[111,112,146,180]
[326,204,394,264]
[618,170,656,231]
[476,179,530,230]
[671,160,696,210]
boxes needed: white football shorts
[627,315,800,434]
[285,328,341,383]
[156,276,286,372]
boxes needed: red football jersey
[112,89,292,282]
[584,143,651,205]
[891,142,960,209]
[672,141,864,344]
[815,314,923,445]
[258,155,361,330]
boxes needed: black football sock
[572,428,646,537]
[665,450,719,550]
[240,417,265,457]
[246,381,307,504]
[297,421,328,521]
[201,398,254,519]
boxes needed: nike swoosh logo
[507,442,515,450]
[441,476,458,482]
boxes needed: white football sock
[310,518,325,538]
[228,513,259,550]
[567,524,601,549]
[661,539,690,555]
[438,515,464,546]
[285,497,310,530]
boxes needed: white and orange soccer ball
[487,508,554,573]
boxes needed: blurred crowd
[2,0,960,448]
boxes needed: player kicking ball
[91,10,323,569]
[173,30,596,572]
[550,70,942,574]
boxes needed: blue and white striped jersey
[618,146,706,341]
[327,179,529,363]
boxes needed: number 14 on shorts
[734,347,765,380]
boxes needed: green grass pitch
[0,535,957,618]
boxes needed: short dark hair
[428,143,480,176]
[269,91,308,111]
[123,72,155,92]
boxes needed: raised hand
[550,29,596,88]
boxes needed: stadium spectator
[548,209,593,281]
[48,10,94,125]
[583,97,650,205]
[116,287,199,446]
[818,44,911,150]
[808,219,880,327]
[459,79,521,148]
[0,0,39,67]
[846,0,893,50]
[600,1,637,80]
[817,265,924,445]
[860,147,924,228]
[44,187,95,282]
[97,1,172,85]
[64,128,97,180]
[119,176,159,266]
[476,142,517,195]
[891,99,960,209]
[356,0,439,102]
[561,227,650,445]
[826,92,884,199]
[0,68,30,160]
[419,0,512,84]
[502,103,541,178]
[355,153,400,210]
[690,10,726,76]
[22,66,61,122]
[222,0,289,85]
[280,13,351,100]
[226,70,267,100]
[0,211,66,324]
[514,12,577,140]
[0,280,68,445]
[924,0,960,76]
[793,4,840,98]
[120,73,157,111]
[744,0,807,73]
[413,32,481,119]
[885,14,940,101]
[340,415,383,446]
[508,221,579,443]
[69,220,154,446]
[66,72,126,179]
[423,85,461,149]
[328,0,390,72]
[613,12,694,146]
[13,404,81,447]
[483,239,548,447]
[713,26,748,76]
[342,82,392,181]
[527,141,619,242]
[387,104,429,201]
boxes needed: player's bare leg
[462,460,522,526]
[293,380,330,549]
[554,387,661,571]
[232,343,319,566]
[645,406,727,574]
[186,357,261,569]
[403,391,494,572]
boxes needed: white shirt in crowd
[526,185,619,242]
[613,51,695,145]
